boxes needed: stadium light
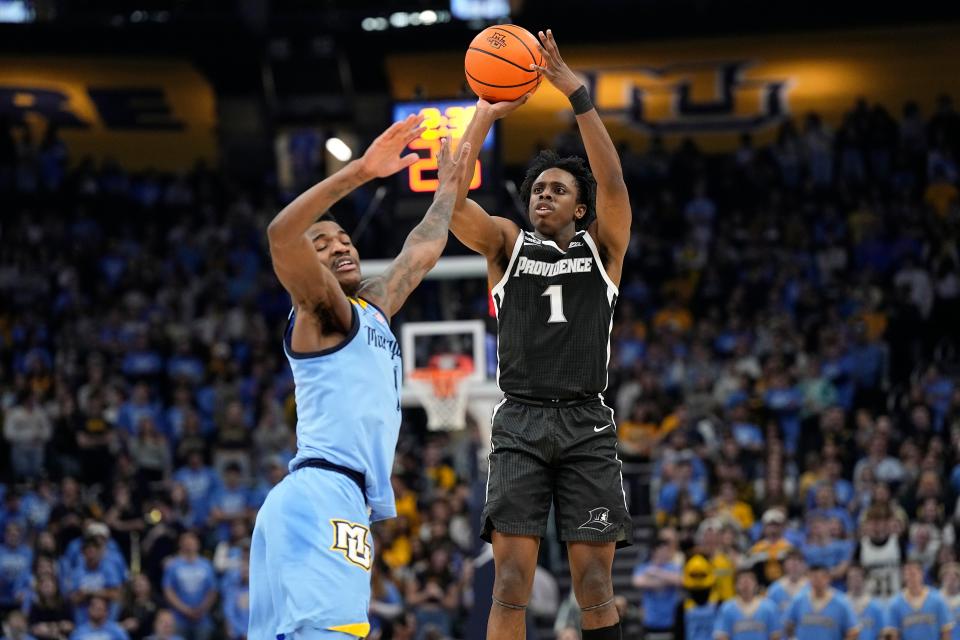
[325,137,352,162]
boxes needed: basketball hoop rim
[410,366,473,399]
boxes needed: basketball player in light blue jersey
[938,563,960,640]
[846,564,887,640]
[248,115,472,640]
[784,563,858,640]
[714,566,782,640]
[885,560,953,640]
[766,548,809,617]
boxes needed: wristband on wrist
[568,85,594,115]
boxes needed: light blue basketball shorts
[248,466,373,639]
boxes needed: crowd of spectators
[0,89,959,640]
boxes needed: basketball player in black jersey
[452,29,632,640]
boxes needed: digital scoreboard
[391,100,497,195]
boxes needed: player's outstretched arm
[534,29,631,271]
[449,97,527,260]
[266,114,425,330]
[358,137,472,317]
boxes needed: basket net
[408,354,474,431]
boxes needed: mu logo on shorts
[579,507,614,533]
[330,519,372,570]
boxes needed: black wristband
[568,85,594,115]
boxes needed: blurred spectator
[161,533,216,640]
[3,391,52,480]
[119,575,158,640]
[766,547,808,615]
[631,538,682,636]
[65,535,124,625]
[854,507,906,599]
[713,567,780,640]
[784,563,857,640]
[2,609,37,640]
[0,524,31,616]
[143,610,183,640]
[404,544,460,640]
[886,560,952,639]
[26,573,73,640]
[206,463,253,544]
[748,509,792,586]
[68,596,128,640]
[220,560,248,640]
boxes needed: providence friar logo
[579,507,614,533]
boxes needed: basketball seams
[465,69,541,89]
[466,47,539,75]
[465,24,543,101]
[496,24,540,68]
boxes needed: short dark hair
[314,212,338,225]
[519,150,597,230]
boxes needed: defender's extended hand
[358,113,426,179]
[531,29,582,97]
[436,137,472,191]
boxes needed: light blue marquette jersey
[851,595,887,640]
[946,592,960,640]
[887,588,954,640]
[285,298,402,521]
[714,598,781,640]
[786,589,858,640]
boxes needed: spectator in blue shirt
[161,532,216,640]
[846,564,886,640]
[172,453,220,529]
[68,597,128,640]
[220,560,248,640]
[657,456,708,521]
[143,610,184,640]
[116,383,164,440]
[785,563,858,640]
[807,484,854,537]
[713,566,782,640]
[763,372,803,456]
[66,537,124,625]
[62,523,128,584]
[207,463,253,543]
[632,538,683,635]
[0,523,32,615]
[886,560,953,640]
[801,514,852,588]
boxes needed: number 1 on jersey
[541,285,567,323]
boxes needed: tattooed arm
[358,138,472,317]
[267,114,425,333]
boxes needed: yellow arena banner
[387,24,960,163]
[0,58,217,171]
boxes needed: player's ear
[574,204,587,219]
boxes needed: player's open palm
[359,113,426,178]
[477,93,531,121]
[436,136,472,191]
[533,29,581,97]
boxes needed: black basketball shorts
[480,396,633,548]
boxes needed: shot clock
[391,100,498,195]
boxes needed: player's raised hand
[435,137,472,192]
[359,113,426,179]
[532,29,582,97]
[476,93,532,120]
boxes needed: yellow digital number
[407,137,482,193]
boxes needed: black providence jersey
[491,229,618,400]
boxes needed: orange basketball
[465,24,543,103]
